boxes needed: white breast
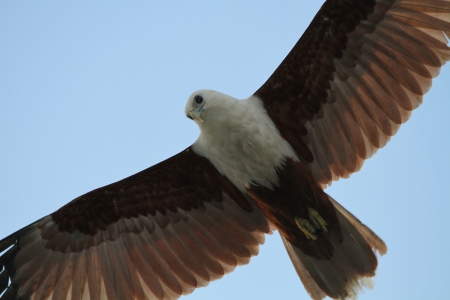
[192,94,297,191]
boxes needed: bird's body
[186,90,386,298]
[190,91,296,191]
[1,0,450,299]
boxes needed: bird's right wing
[0,147,270,300]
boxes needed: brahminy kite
[1,0,450,299]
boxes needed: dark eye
[194,95,203,104]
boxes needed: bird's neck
[193,96,298,191]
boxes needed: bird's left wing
[0,147,270,300]
[254,0,450,186]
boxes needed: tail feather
[282,196,386,299]
[329,196,387,256]
[282,237,327,300]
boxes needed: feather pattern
[0,148,269,299]
[281,194,387,300]
[255,0,450,186]
[2,1,450,299]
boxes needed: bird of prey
[1,0,449,299]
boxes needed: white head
[185,90,238,126]
[185,89,298,190]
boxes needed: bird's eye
[194,95,203,104]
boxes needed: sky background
[1,1,450,299]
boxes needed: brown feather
[2,0,450,299]
[0,148,269,299]
[255,0,450,186]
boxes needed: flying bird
[1,0,450,299]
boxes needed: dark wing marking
[0,147,270,300]
[255,0,450,185]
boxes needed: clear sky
[1,2,450,300]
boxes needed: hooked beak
[189,107,204,122]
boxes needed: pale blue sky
[1,2,450,299]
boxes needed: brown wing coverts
[51,147,253,238]
[255,0,450,185]
[0,148,269,300]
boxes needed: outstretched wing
[255,0,450,185]
[0,147,270,300]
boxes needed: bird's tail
[282,195,387,300]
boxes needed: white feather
[186,90,297,191]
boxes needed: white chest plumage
[191,93,297,191]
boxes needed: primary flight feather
[1,0,450,299]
